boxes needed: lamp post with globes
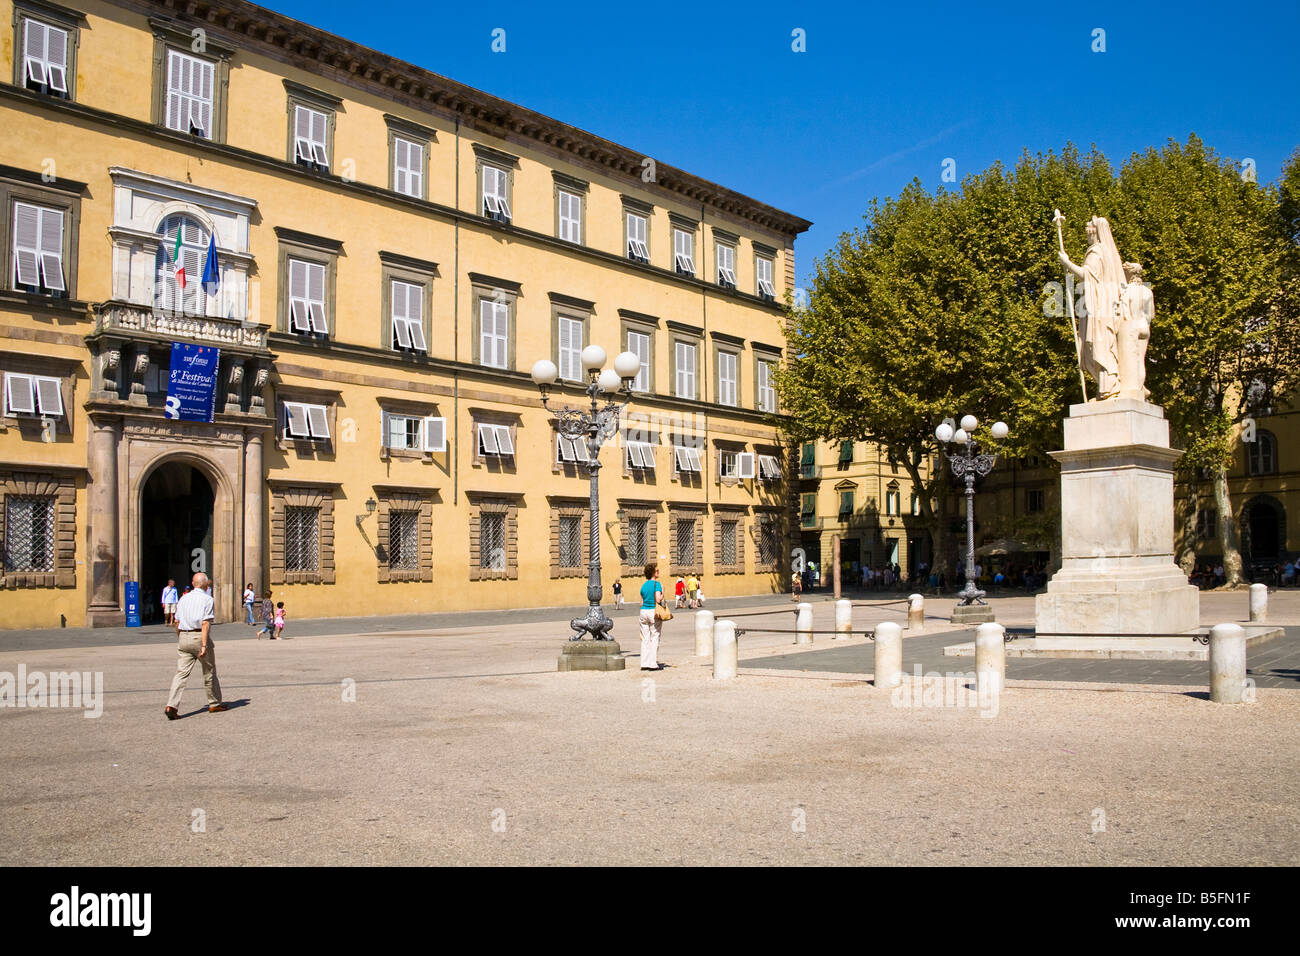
[934,415,1009,614]
[532,345,642,646]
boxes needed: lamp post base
[557,639,627,672]
[951,603,996,625]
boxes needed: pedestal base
[1035,565,1199,635]
[86,605,126,628]
[950,603,995,625]
[557,639,626,672]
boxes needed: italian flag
[171,230,186,290]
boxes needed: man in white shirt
[160,579,178,625]
[164,572,226,719]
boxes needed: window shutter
[295,106,312,160]
[37,207,64,291]
[35,376,63,416]
[422,416,446,452]
[183,244,203,312]
[5,373,36,414]
[13,202,41,287]
[284,401,309,437]
[738,453,756,479]
[307,262,327,332]
[22,20,44,85]
[288,259,308,330]
[495,425,515,456]
[194,58,213,136]
[406,284,426,351]
[477,423,499,454]
[306,404,330,439]
[407,141,423,197]
[45,25,68,92]
[394,139,409,194]
[165,51,184,130]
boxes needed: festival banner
[165,342,220,423]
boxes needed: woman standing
[639,562,666,672]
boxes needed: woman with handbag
[639,562,669,671]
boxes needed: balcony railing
[94,300,267,350]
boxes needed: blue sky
[262,0,1299,285]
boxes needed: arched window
[155,214,209,315]
[1247,431,1277,476]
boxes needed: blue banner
[165,342,220,422]
[124,581,142,628]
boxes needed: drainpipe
[453,116,461,500]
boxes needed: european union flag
[201,232,220,297]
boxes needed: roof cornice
[114,0,811,237]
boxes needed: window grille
[481,512,506,570]
[284,506,319,571]
[388,510,419,570]
[676,518,695,567]
[627,517,648,565]
[559,515,582,568]
[4,496,54,572]
[721,520,737,565]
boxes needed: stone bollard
[874,621,902,689]
[975,622,1006,699]
[834,599,852,639]
[795,602,814,645]
[713,619,737,680]
[907,593,925,631]
[695,610,715,658]
[1249,583,1267,624]
[1208,622,1247,704]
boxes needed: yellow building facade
[796,439,930,586]
[0,0,809,627]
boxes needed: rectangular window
[758,454,781,480]
[675,518,695,568]
[721,520,738,566]
[4,496,55,572]
[284,506,320,572]
[1197,508,1217,539]
[886,490,901,515]
[393,136,424,198]
[293,104,330,169]
[390,279,427,352]
[557,315,584,382]
[479,298,509,369]
[287,258,328,334]
[757,360,776,412]
[3,372,62,417]
[558,190,582,243]
[556,433,590,464]
[736,452,756,479]
[482,166,511,222]
[388,510,419,570]
[20,18,69,95]
[719,449,738,478]
[164,49,214,137]
[839,441,854,464]
[760,520,779,565]
[839,491,854,519]
[477,423,514,457]
[626,212,649,262]
[626,440,655,470]
[480,512,506,570]
[716,242,737,288]
[283,401,330,440]
[717,352,737,406]
[627,330,650,392]
[756,256,775,299]
[674,341,696,399]
[673,444,703,473]
[558,515,582,568]
[800,443,816,477]
[11,202,64,294]
[801,493,816,528]
[383,413,445,453]
[626,517,648,565]
[1027,489,1045,513]
[911,494,922,516]
[674,229,695,276]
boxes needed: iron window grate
[4,495,54,572]
[388,510,419,570]
[284,506,319,571]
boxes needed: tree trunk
[1175,476,1198,576]
[1213,465,1245,587]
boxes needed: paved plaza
[2,589,1298,866]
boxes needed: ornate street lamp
[532,346,641,644]
[934,415,1009,609]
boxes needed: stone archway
[1242,494,1286,568]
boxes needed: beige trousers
[639,608,662,669]
[167,632,222,709]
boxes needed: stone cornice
[104,0,811,237]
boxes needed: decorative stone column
[86,416,123,626]
[243,430,264,593]
[225,359,245,414]
[128,351,149,405]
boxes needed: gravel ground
[2,591,1297,866]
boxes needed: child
[273,601,286,640]
[613,579,624,608]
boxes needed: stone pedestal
[951,603,995,625]
[557,640,626,672]
[1035,400,1199,637]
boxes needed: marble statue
[1058,216,1124,401]
[1119,261,1152,400]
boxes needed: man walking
[164,572,227,719]
[161,579,178,626]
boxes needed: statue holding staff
[1057,216,1125,401]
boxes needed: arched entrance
[140,462,215,623]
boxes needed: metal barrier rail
[850,599,910,609]
[1003,627,1211,644]
[725,608,803,619]
[735,627,876,640]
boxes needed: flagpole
[1054,209,1088,404]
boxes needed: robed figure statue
[1058,216,1125,401]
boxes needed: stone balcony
[92,300,268,352]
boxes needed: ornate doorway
[140,462,215,623]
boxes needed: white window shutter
[13,202,41,287]
[407,285,426,351]
[495,425,515,456]
[478,423,499,455]
[35,376,63,416]
[295,106,312,161]
[37,208,64,291]
[306,404,330,439]
[284,401,309,437]
[45,26,68,92]
[422,416,446,452]
[288,259,308,330]
[738,453,756,479]
[23,20,45,85]
[307,262,328,332]
[5,373,36,415]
